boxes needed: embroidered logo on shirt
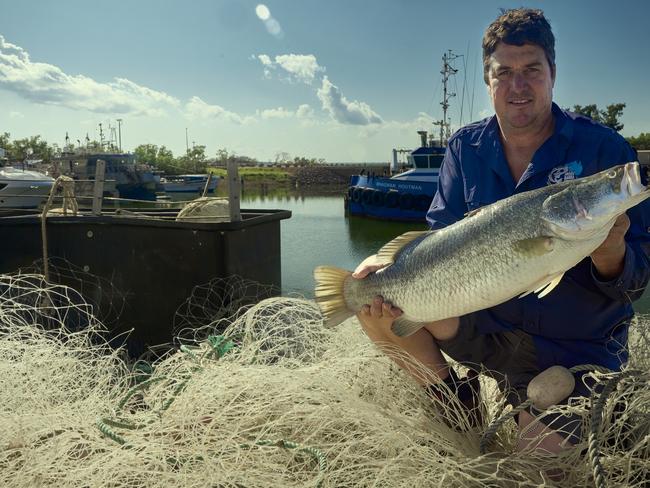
[547,161,583,185]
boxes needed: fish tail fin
[313,266,354,327]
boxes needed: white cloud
[259,106,293,119]
[0,35,179,116]
[296,104,314,119]
[257,54,272,66]
[184,96,253,124]
[255,53,324,84]
[275,54,324,84]
[317,76,383,125]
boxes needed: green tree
[134,144,177,173]
[215,148,259,167]
[0,132,11,150]
[600,103,626,132]
[570,102,626,132]
[626,133,650,150]
[11,135,55,162]
[175,145,207,173]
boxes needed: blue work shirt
[426,103,650,372]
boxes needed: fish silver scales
[344,189,554,319]
[314,162,650,337]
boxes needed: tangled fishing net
[1,272,649,487]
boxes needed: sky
[0,0,649,163]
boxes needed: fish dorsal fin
[376,231,431,264]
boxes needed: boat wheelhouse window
[413,154,444,169]
[412,155,429,168]
[428,154,444,169]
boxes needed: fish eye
[607,170,617,179]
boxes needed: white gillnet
[1,273,649,487]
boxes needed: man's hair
[482,8,555,83]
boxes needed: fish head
[541,162,650,240]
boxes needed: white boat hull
[0,167,54,209]
[162,175,219,193]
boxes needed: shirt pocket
[464,185,491,213]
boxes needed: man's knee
[425,317,459,341]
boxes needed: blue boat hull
[345,175,436,222]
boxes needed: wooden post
[202,172,212,197]
[227,160,241,222]
[92,159,106,216]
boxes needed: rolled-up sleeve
[591,210,650,303]
[426,142,467,230]
[591,139,650,302]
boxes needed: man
[354,8,650,453]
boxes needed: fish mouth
[623,162,647,197]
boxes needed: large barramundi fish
[314,162,650,337]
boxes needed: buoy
[385,190,399,208]
[362,188,374,205]
[414,194,432,212]
[398,193,414,210]
[527,365,575,410]
[371,190,385,207]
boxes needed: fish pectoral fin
[513,236,555,257]
[535,272,564,298]
[517,272,565,299]
[391,317,429,337]
[376,230,432,264]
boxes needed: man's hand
[590,213,629,280]
[351,255,403,335]
[352,254,391,279]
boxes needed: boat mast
[433,50,460,147]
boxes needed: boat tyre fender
[385,189,399,208]
[415,194,432,212]
[351,187,363,203]
[398,193,414,210]
[371,190,385,207]
[362,188,374,205]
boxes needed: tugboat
[345,50,461,222]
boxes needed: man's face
[486,42,555,133]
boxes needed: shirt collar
[472,102,574,179]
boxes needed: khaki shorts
[436,314,582,443]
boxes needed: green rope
[479,398,532,454]
[479,365,646,488]
[587,369,646,488]
[96,334,328,485]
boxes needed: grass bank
[208,167,291,183]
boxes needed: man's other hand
[590,213,629,280]
[352,254,391,279]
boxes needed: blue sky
[1,0,648,162]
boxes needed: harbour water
[234,188,650,314]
